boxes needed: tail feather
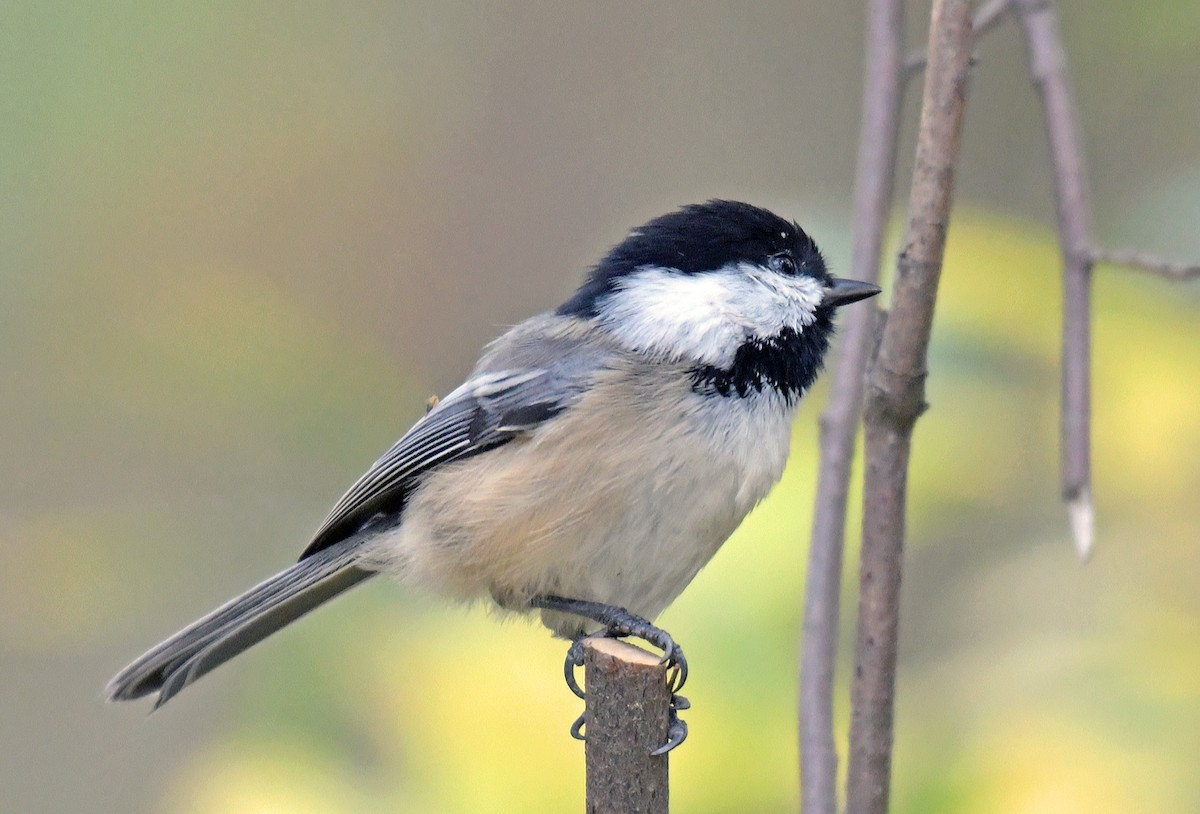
[106,538,374,707]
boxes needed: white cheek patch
[728,262,825,337]
[598,267,742,366]
[598,264,827,367]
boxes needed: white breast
[362,365,799,638]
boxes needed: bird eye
[769,253,797,275]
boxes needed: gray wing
[298,367,582,559]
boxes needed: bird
[106,200,880,753]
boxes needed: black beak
[823,277,881,308]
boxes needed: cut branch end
[1066,486,1095,562]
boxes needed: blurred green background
[3,2,1199,812]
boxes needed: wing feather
[299,368,577,559]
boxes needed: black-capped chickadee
[107,200,879,753]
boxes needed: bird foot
[537,596,690,754]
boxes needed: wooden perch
[583,637,671,814]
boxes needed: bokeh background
[4,2,1199,812]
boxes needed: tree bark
[844,1,975,812]
[584,637,670,814]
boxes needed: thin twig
[1091,248,1200,281]
[1013,0,1096,560]
[845,2,974,813]
[800,1,903,812]
[903,0,1013,75]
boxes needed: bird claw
[662,645,688,695]
[569,711,587,741]
[652,693,690,755]
[563,636,588,700]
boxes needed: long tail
[106,538,374,708]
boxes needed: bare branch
[800,1,904,812]
[1013,0,1096,559]
[845,1,975,813]
[903,0,1013,75]
[1012,0,1200,559]
[1091,248,1200,281]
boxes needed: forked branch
[1013,0,1200,559]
